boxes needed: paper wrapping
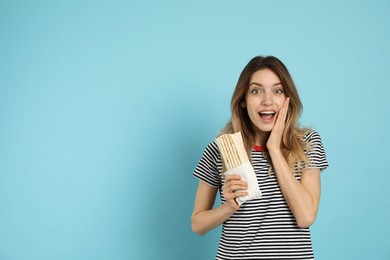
[223,161,262,205]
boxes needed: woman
[191,56,328,259]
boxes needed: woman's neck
[254,131,270,146]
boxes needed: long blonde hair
[219,56,310,174]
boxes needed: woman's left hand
[267,97,289,151]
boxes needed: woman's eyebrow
[249,82,282,87]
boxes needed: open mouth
[258,111,276,121]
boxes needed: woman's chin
[253,125,274,134]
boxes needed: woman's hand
[267,97,289,151]
[222,174,248,212]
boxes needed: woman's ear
[241,101,246,108]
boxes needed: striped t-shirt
[193,130,329,260]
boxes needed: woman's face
[243,69,286,144]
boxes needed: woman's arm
[267,148,321,228]
[191,176,248,235]
[267,97,321,228]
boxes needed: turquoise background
[1,1,389,259]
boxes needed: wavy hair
[219,56,310,174]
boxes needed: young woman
[191,56,328,259]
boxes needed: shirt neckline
[252,145,263,152]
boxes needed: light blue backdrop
[1,1,389,259]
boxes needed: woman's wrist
[222,201,238,215]
[267,145,282,156]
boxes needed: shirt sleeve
[303,130,329,172]
[193,141,222,188]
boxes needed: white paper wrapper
[223,161,262,205]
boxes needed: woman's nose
[261,93,272,106]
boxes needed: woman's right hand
[222,174,248,212]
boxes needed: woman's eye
[251,89,262,94]
[275,89,284,94]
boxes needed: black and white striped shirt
[193,130,329,260]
